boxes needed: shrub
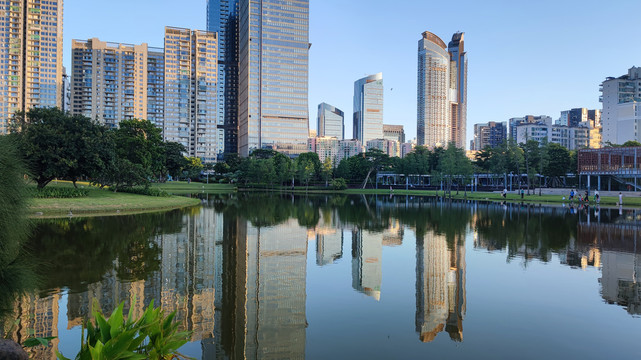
[331,178,347,190]
[55,299,191,360]
[33,187,89,198]
[114,187,171,197]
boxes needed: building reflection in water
[7,196,641,359]
[415,231,466,343]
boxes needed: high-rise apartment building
[164,27,221,162]
[70,38,165,128]
[472,121,507,150]
[207,0,238,154]
[308,136,339,166]
[0,0,63,134]
[317,102,344,140]
[508,115,552,140]
[336,138,362,164]
[366,138,400,157]
[383,124,405,143]
[417,31,467,149]
[601,67,641,144]
[237,0,310,157]
[353,73,383,145]
[515,122,590,150]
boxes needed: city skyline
[59,0,641,149]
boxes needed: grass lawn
[240,185,641,208]
[29,181,201,217]
[152,181,237,194]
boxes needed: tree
[436,142,473,196]
[272,152,294,185]
[622,140,641,147]
[361,149,390,189]
[184,157,204,179]
[321,157,333,186]
[161,142,188,180]
[295,155,317,190]
[13,108,94,188]
[115,119,164,179]
[520,140,541,194]
[543,143,571,186]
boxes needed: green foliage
[56,299,191,360]
[331,177,347,190]
[161,142,188,180]
[114,187,171,197]
[543,143,571,178]
[23,336,57,348]
[183,157,204,180]
[33,187,89,198]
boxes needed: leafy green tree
[295,156,316,190]
[321,157,333,186]
[296,152,322,179]
[543,143,571,185]
[520,140,541,193]
[161,142,188,180]
[13,108,89,188]
[272,152,294,185]
[622,140,641,147]
[184,157,204,179]
[361,149,390,189]
[436,142,473,195]
[213,162,231,175]
[474,147,494,173]
[400,146,431,175]
[115,119,164,179]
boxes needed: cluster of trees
[7,108,204,189]
[215,138,630,190]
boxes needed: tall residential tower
[70,38,164,128]
[0,0,63,133]
[164,27,221,162]
[237,0,310,157]
[353,73,384,145]
[417,31,467,149]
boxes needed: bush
[115,187,171,197]
[331,178,347,190]
[55,299,191,360]
[33,187,89,198]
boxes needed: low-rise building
[366,138,400,157]
[308,136,340,166]
[337,139,363,164]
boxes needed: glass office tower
[0,0,63,133]
[207,0,239,154]
[237,0,310,157]
[317,102,344,140]
[353,73,384,145]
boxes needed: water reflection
[3,194,640,359]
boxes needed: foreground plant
[56,299,192,360]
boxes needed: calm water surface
[4,194,641,359]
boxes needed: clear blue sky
[63,0,641,148]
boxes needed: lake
[3,193,641,359]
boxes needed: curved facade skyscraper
[353,73,384,145]
[417,31,467,149]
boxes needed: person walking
[503,188,507,198]
[520,188,524,199]
[594,190,600,204]
[619,192,623,205]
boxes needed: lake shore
[238,186,641,207]
[28,181,236,218]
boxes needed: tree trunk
[72,179,78,188]
[362,168,374,189]
[37,177,54,189]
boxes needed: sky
[63,0,641,148]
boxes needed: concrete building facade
[164,27,221,162]
[70,38,165,128]
[383,124,405,143]
[0,0,63,133]
[417,31,467,149]
[366,138,400,157]
[472,121,507,150]
[601,67,641,145]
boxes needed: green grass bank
[28,181,227,218]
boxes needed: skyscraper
[0,0,63,134]
[472,121,507,150]
[70,38,164,128]
[353,73,384,145]
[164,27,221,162]
[237,0,310,157]
[207,0,239,154]
[417,31,467,149]
[317,102,344,140]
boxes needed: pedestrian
[569,189,574,201]
[503,188,507,198]
[595,190,600,204]
[520,188,524,199]
[619,192,623,205]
